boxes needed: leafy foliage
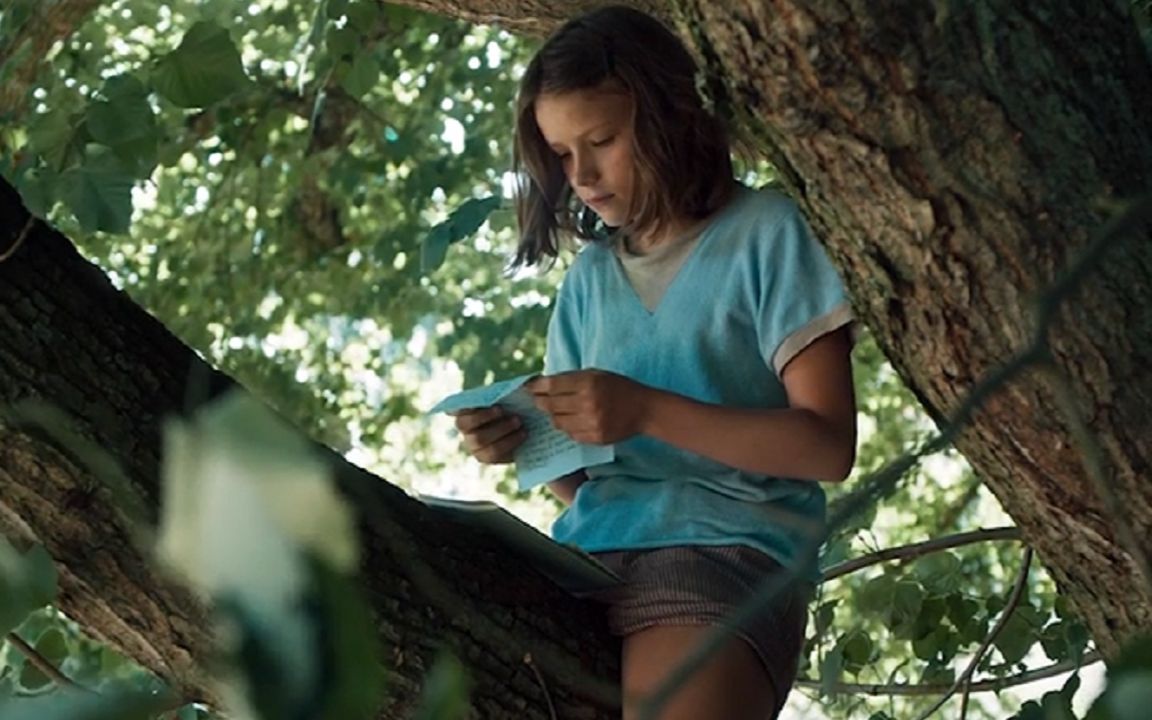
[1,0,1143,718]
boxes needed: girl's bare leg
[621,625,779,720]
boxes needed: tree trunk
[3,1,1152,716]
[390,0,1152,654]
[0,180,619,718]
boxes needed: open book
[419,495,622,596]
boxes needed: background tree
[1,1,1150,718]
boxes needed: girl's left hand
[528,370,654,444]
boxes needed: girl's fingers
[463,415,522,453]
[453,406,507,433]
[476,427,528,463]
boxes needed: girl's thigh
[621,624,777,720]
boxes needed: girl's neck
[625,180,738,254]
[627,216,697,254]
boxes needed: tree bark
[3,1,1152,716]
[0,180,619,718]
[0,0,104,117]
[381,0,1152,655]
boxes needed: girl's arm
[531,328,856,483]
[547,471,589,504]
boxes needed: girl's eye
[591,136,615,148]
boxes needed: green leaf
[35,628,70,666]
[841,631,873,671]
[0,540,59,637]
[326,0,350,19]
[912,597,947,639]
[919,663,954,685]
[60,149,136,234]
[856,574,896,623]
[889,581,924,634]
[346,1,382,31]
[16,166,57,217]
[414,653,472,720]
[813,600,838,639]
[1039,687,1078,720]
[342,51,380,98]
[18,658,51,692]
[1011,699,1044,720]
[326,26,357,58]
[152,21,250,108]
[87,76,157,147]
[947,594,986,644]
[421,223,453,274]
[912,627,943,661]
[912,551,962,596]
[420,196,500,273]
[27,110,77,169]
[993,612,1036,665]
[819,644,844,698]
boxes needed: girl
[454,6,856,719]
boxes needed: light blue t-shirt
[543,185,853,577]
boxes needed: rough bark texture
[2,0,1152,717]
[0,182,619,717]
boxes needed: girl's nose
[572,153,599,187]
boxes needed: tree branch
[794,650,1102,696]
[381,0,665,36]
[820,527,1021,584]
[0,215,35,262]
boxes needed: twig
[820,527,1021,583]
[914,547,1034,720]
[0,214,35,262]
[794,649,1101,696]
[524,653,558,720]
[5,631,96,694]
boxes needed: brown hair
[511,5,735,268]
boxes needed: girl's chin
[591,210,625,227]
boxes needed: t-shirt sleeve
[756,199,854,377]
[544,268,583,375]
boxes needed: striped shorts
[591,545,811,713]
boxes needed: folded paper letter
[429,374,615,490]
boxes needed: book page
[417,495,621,596]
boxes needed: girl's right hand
[452,406,527,464]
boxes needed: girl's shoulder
[721,183,803,229]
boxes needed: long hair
[512,6,734,268]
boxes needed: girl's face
[534,84,636,228]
